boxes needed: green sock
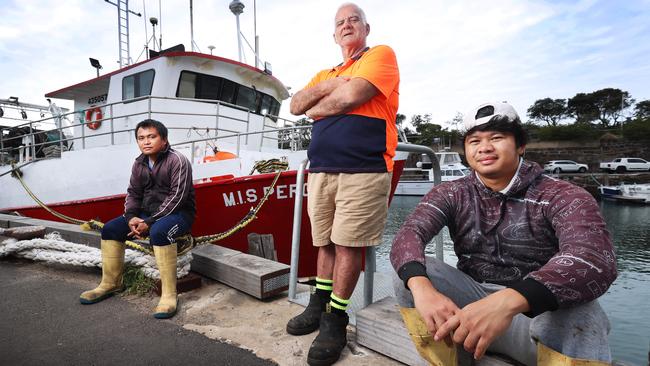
[315,277,333,301]
[329,293,350,316]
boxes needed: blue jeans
[393,257,611,366]
[101,214,192,246]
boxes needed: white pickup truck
[599,158,650,173]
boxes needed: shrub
[622,118,650,140]
[535,124,600,141]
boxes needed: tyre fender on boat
[84,107,102,129]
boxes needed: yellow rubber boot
[400,307,458,366]
[537,342,610,366]
[80,240,125,304]
[153,244,178,319]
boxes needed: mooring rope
[0,232,192,279]
[9,160,288,255]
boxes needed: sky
[1,0,649,128]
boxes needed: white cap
[463,101,520,130]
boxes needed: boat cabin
[43,48,290,154]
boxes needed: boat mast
[190,0,195,51]
[229,0,245,63]
[105,0,142,68]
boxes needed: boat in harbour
[395,151,469,196]
[598,183,650,204]
[0,10,407,277]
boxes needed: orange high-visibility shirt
[306,45,400,172]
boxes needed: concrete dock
[0,213,525,365]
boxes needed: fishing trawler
[0,3,407,277]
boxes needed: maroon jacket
[390,160,617,317]
[124,145,195,226]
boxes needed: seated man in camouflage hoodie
[390,102,617,365]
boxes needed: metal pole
[254,0,258,68]
[288,158,308,300]
[245,110,250,145]
[189,0,195,52]
[81,114,86,149]
[1,127,5,156]
[235,14,243,62]
[396,142,444,260]
[29,122,36,160]
[435,235,444,261]
[110,104,115,145]
[58,120,64,153]
[363,246,376,307]
[148,96,152,120]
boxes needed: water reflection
[378,197,650,365]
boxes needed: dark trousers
[101,214,192,246]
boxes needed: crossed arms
[289,76,378,118]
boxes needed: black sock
[315,277,333,303]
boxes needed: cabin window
[176,70,281,121]
[236,85,258,112]
[261,94,280,118]
[122,69,155,100]
[177,72,197,98]
[220,79,237,104]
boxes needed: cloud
[1,0,649,128]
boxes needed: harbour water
[376,196,649,366]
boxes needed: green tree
[526,98,568,126]
[567,93,599,124]
[591,88,634,126]
[568,88,634,127]
[409,114,442,146]
[447,112,464,130]
[634,100,650,120]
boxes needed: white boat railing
[0,96,310,166]
[287,142,444,307]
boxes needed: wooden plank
[355,297,516,366]
[247,233,264,258]
[191,244,289,299]
[247,233,277,261]
[356,296,428,366]
[260,234,277,261]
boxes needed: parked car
[543,160,589,173]
[599,158,650,173]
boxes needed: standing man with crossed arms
[285,3,400,365]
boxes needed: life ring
[84,107,102,130]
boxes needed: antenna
[254,0,259,68]
[229,0,245,63]
[190,0,195,52]
[105,0,142,68]
[188,0,201,52]
[158,0,162,50]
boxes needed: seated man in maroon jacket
[390,102,617,365]
[80,119,195,319]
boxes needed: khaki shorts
[307,172,392,247]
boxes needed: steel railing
[0,95,310,166]
[287,142,444,307]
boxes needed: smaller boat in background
[598,183,650,204]
[395,151,470,196]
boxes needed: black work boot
[307,309,349,366]
[287,292,329,335]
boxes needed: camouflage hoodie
[390,160,617,316]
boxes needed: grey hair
[335,3,367,25]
